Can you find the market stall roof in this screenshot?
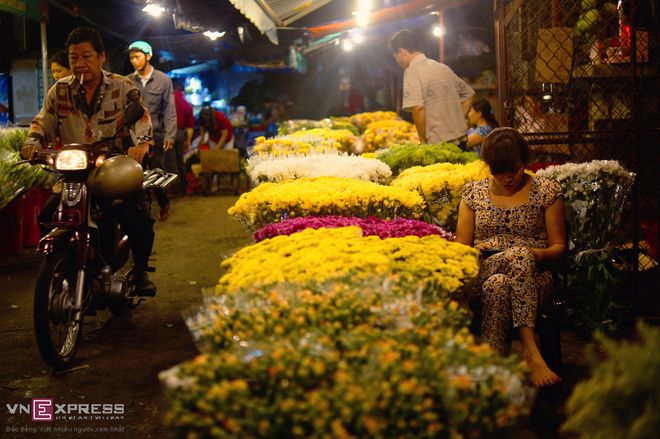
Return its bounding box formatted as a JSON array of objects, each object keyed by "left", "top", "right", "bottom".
[{"left": 227, "top": 0, "right": 332, "bottom": 44}]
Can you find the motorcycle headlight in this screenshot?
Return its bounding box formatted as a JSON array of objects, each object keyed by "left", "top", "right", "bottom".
[{"left": 55, "top": 150, "right": 88, "bottom": 170}]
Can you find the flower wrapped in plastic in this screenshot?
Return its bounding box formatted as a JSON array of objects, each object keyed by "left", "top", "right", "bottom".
[
  {"left": 251, "top": 136, "right": 330, "bottom": 157},
  {"left": 361, "top": 119, "right": 419, "bottom": 152},
  {"left": 351, "top": 111, "right": 399, "bottom": 132},
  {"left": 252, "top": 128, "right": 357, "bottom": 158},
  {"left": 536, "top": 160, "right": 634, "bottom": 254},
  {"left": 228, "top": 176, "right": 425, "bottom": 229},
  {"left": 286, "top": 128, "right": 357, "bottom": 153},
  {"left": 0, "top": 128, "right": 56, "bottom": 209},
  {"left": 164, "top": 318, "right": 531, "bottom": 438},
  {"left": 376, "top": 142, "right": 479, "bottom": 176},
  {"left": 253, "top": 215, "right": 454, "bottom": 242},
  {"left": 277, "top": 119, "right": 327, "bottom": 135},
  {"left": 246, "top": 151, "right": 391, "bottom": 185},
  {"left": 184, "top": 279, "right": 472, "bottom": 352},
  {"left": 217, "top": 227, "right": 479, "bottom": 295},
  {"left": 391, "top": 161, "right": 490, "bottom": 231}
]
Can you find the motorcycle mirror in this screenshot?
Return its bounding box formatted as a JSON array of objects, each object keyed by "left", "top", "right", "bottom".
[{"left": 123, "top": 102, "right": 144, "bottom": 127}]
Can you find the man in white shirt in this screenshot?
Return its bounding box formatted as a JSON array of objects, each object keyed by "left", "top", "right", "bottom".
[{"left": 391, "top": 29, "right": 474, "bottom": 147}]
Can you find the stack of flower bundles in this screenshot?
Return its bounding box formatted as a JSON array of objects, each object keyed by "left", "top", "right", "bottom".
[
  {"left": 246, "top": 152, "right": 392, "bottom": 185},
  {"left": 391, "top": 161, "right": 490, "bottom": 230},
  {"left": 163, "top": 229, "right": 532, "bottom": 438},
  {"left": 228, "top": 176, "right": 425, "bottom": 229}
]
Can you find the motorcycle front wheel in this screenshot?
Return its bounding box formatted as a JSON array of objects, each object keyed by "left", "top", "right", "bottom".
[{"left": 34, "top": 251, "right": 83, "bottom": 369}]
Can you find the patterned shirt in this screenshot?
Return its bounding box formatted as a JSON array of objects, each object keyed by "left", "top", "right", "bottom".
[
  {"left": 462, "top": 176, "right": 562, "bottom": 249},
  {"left": 26, "top": 70, "right": 153, "bottom": 150}
]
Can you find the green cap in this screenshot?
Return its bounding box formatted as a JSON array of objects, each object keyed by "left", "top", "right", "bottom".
[{"left": 128, "top": 40, "right": 152, "bottom": 56}]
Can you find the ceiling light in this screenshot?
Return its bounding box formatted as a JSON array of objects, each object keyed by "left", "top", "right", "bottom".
[
  {"left": 432, "top": 25, "right": 446, "bottom": 37},
  {"left": 342, "top": 39, "right": 354, "bottom": 52},
  {"left": 204, "top": 30, "right": 226, "bottom": 41},
  {"left": 357, "top": 0, "right": 372, "bottom": 11},
  {"left": 142, "top": 3, "right": 165, "bottom": 17},
  {"left": 354, "top": 11, "right": 369, "bottom": 27},
  {"left": 350, "top": 31, "right": 364, "bottom": 44}
]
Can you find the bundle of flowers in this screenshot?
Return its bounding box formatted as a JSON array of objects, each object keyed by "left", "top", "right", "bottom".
[
  {"left": 286, "top": 128, "right": 357, "bottom": 153},
  {"left": 247, "top": 152, "right": 391, "bottom": 185},
  {"left": 377, "top": 142, "right": 479, "bottom": 176},
  {"left": 362, "top": 119, "right": 419, "bottom": 152},
  {"left": 351, "top": 111, "right": 399, "bottom": 132},
  {"left": 217, "top": 227, "right": 479, "bottom": 295},
  {"left": 392, "top": 161, "right": 490, "bottom": 230},
  {"left": 328, "top": 117, "right": 360, "bottom": 135},
  {"left": 277, "top": 119, "right": 326, "bottom": 135},
  {"left": 278, "top": 118, "right": 360, "bottom": 136},
  {"left": 185, "top": 280, "right": 471, "bottom": 352},
  {"left": 0, "top": 128, "right": 55, "bottom": 209},
  {"left": 536, "top": 160, "right": 634, "bottom": 253},
  {"left": 164, "top": 317, "right": 531, "bottom": 438},
  {"left": 228, "top": 176, "right": 425, "bottom": 229},
  {"left": 251, "top": 136, "right": 331, "bottom": 157},
  {"left": 252, "top": 215, "right": 454, "bottom": 242}
]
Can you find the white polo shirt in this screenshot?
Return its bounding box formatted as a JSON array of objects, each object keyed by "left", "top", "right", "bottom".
[{"left": 402, "top": 53, "right": 474, "bottom": 143}]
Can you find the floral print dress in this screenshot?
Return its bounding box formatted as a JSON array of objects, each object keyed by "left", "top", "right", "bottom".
[{"left": 461, "top": 176, "right": 562, "bottom": 353}]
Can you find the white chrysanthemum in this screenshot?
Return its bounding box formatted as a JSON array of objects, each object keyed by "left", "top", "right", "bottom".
[{"left": 247, "top": 151, "right": 392, "bottom": 184}]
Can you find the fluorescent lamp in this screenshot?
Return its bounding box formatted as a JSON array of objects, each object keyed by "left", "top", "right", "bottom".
[{"left": 204, "top": 31, "right": 226, "bottom": 41}]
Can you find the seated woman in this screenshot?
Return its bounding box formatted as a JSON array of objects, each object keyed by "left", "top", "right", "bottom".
[
  {"left": 466, "top": 98, "right": 499, "bottom": 156},
  {"left": 455, "top": 127, "right": 565, "bottom": 387}
]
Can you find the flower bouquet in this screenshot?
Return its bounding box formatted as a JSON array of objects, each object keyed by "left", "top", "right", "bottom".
[
  {"left": 286, "top": 128, "right": 357, "bottom": 153},
  {"left": 536, "top": 160, "right": 634, "bottom": 254},
  {"left": 246, "top": 152, "right": 391, "bottom": 185},
  {"left": 252, "top": 215, "right": 454, "bottom": 242},
  {"left": 251, "top": 136, "right": 331, "bottom": 157},
  {"left": 185, "top": 279, "right": 472, "bottom": 352},
  {"left": 351, "top": 111, "right": 399, "bottom": 132},
  {"left": 377, "top": 142, "right": 479, "bottom": 176},
  {"left": 164, "top": 311, "right": 531, "bottom": 438},
  {"left": 361, "top": 119, "right": 419, "bottom": 153},
  {"left": 277, "top": 119, "right": 327, "bottom": 135},
  {"left": 217, "top": 226, "right": 479, "bottom": 295},
  {"left": 0, "top": 128, "right": 56, "bottom": 209},
  {"left": 391, "top": 161, "right": 490, "bottom": 230},
  {"left": 228, "top": 176, "right": 425, "bottom": 229}
]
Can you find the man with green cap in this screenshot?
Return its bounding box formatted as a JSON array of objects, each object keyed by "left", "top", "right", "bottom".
[{"left": 128, "top": 40, "right": 176, "bottom": 220}]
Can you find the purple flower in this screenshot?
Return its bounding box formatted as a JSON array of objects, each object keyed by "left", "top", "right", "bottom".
[{"left": 253, "top": 216, "right": 455, "bottom": 242}]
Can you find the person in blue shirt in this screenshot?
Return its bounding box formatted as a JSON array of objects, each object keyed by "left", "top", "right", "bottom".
[{"left": 466, "top": 98, "right": 499, "bottom": 155}]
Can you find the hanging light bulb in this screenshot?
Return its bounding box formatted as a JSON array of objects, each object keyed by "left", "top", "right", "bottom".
[
  {"left": 142, "top": 2, "right": 165, "bottom": 17},
  {"left": 432, "top": 25, "right": 446, "bottom": 37},
  {"left": 342, "top": 39, "right": 354, "bottom": 52}
]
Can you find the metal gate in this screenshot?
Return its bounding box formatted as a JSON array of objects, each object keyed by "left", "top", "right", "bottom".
[{"left": 495, "top": 0, "right": 659, "bottom": 298}]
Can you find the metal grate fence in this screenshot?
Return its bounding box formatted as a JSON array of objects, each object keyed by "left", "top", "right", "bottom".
[{"left": 495, "top": 0, "right": 659, "bottom": 296}]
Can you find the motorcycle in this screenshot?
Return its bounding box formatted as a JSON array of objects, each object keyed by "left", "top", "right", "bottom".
[{"left": 26, "top": 103, "right": 177, "bottom": 369}]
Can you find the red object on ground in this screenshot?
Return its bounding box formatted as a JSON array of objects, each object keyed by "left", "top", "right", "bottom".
[
  {"left": 22, "top": 189, "right": 43, "bottom": 247},
  {"left": 526, "top": 162, "right": 564, "bottom": 173},
  {"left": 0, "top": 198, "right": 24, "bottom": 256}
]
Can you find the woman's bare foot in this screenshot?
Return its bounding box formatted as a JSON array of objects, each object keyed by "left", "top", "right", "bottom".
[{"left": 524, "top": 353, "right": 561, "bottom": 387}]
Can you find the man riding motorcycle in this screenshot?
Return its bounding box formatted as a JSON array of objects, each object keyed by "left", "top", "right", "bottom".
[{"left": 22, "top": 27, "right": 158, "bottom": 296}]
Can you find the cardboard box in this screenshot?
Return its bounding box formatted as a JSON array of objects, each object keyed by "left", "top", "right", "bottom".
[{"left": 199, "top": 149, "right": 240, "bottom": 173}]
